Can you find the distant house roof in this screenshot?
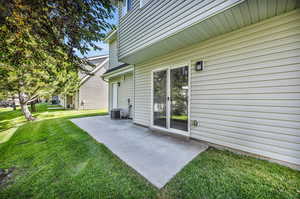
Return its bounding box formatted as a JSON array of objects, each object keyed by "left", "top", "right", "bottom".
[
  {"left": 80, "top": 55, "right": 109, "bottom": 85},
  {"left": 85, "top": 55, "right": 108, "bottom": 61}
]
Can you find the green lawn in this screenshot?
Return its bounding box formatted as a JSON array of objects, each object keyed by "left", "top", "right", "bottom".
[
  {"left": 171, "top": 115, "right": 188, "bottom": 121},
  {"left": 0, "top": 104, "right": 105, "bottom": 144},
  {"left": 0, "top": 104, "right": 299, "bottom": 199}
]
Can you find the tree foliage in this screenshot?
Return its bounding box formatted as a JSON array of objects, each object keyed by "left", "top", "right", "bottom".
[{"left": 0, "top": 0, "right": 114, "bottom": 120}]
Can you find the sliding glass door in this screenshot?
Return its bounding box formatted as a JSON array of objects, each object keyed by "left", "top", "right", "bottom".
[
  {"left": 170, "top": 66, "right": 189, "bottom": 131},
  {"left": 152, "top": 66, "right": 189, "bottom": 133},
  {"left": 153, "top": 70, "right": 167, "bottom": 128}
]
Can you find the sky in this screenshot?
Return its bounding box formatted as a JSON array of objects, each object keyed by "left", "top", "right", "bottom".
[{"left": 76, "top": 10, "right": 118, "bottom": 58}]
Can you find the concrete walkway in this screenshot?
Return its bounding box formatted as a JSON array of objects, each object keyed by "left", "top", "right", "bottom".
[
  {"left": 70, "top": 116, "right": 208, "bottom": 188},
  {"left": 47, "top": 107, "right": 65, "bottom": 110}
]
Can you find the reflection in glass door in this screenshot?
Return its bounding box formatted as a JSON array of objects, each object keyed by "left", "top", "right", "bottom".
[
  {"left": 153, "top": 70, "right": 167, "bottom": 128},
  {"left": 170, "top": 66, "right": 189, "bottom": 131}
]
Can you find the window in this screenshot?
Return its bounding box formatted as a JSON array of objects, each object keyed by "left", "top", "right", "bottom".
[
  {"left": 127, "top": 0, "right": 132, "bottom": 10},
  {"left": 122, "top": 0, "right": 132, "bottom": 17}
]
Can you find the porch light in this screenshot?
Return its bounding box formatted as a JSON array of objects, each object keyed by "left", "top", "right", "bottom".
[
  {"left": 195, "top": 61, "right": 203, "bottom": 71},
  {"left": 118, "top": 82, "right": 121, "bottom": 87}
]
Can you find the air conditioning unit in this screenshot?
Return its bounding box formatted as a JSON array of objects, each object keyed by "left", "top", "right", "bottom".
[
  {"left": 111, "top": 108, "right": 121, "bottom": 119},
  {"left": 111, "top": 108, "right": 130, "bottom": 119}
]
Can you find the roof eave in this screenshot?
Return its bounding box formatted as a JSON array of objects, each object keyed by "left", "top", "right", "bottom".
[{"left": 102, "top": 65, "right": 133, "bottom": 81}]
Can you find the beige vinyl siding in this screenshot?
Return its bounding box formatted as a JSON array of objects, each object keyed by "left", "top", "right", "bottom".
[
  {"left": 140, "top": 0, "right": 151, "bottom": 8},
  {"left": 118, "top": 0, "right": 240, "bottom": 58},
  {"left": 78, "top": 66, "right": 108, "bottom": 110},
  {"left": 108, "top": 73, "right": 134, "bottom": 116},
  {"left": 109, "top": 39, "right": 123, "bottom": 69},
  {"left": 118, "top": 0, "right": 298, "bottom": 60},
  {"left": 134, "top": 9, "right": 300, "bottom": 165}
]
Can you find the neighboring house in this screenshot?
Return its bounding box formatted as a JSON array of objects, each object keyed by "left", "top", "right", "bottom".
[
  {"left": 0, "top": 96, "right": 20, "bottom": 107},
  {"left": 106, "top": 0, "right": 300, "bottom": 166},
  {"left": 61, "top": 55, "right": 109, "bottom": 110}
]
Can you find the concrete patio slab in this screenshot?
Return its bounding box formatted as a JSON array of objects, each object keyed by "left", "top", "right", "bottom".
[{"left": 70, "top": 116, "right": 208, "bottom": 188}]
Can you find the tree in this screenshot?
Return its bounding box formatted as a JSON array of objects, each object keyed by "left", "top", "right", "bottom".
[{"left": 0, "top": 0, "right": 114, "bottom": 120}]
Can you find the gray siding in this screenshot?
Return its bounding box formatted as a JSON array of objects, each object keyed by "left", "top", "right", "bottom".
[
  {"left": 118, "top": 0, "right": 299, "bottom": 62},
  {"left": 134, "top": 10, "right": 300, "bottom": 165}
]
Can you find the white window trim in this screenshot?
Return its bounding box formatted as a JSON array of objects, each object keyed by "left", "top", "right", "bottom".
[
  {"left": 140, "top": 0, "right": 143, "bottom": 8},
  {"left": 121, "top": 0, "right": 127, "bottom": 17},
  {"left": 139, "top": 0, "right": 150, "bottom": 8},
  {"left": 122, "top": 0, "right": 132, "bottom": 17}
]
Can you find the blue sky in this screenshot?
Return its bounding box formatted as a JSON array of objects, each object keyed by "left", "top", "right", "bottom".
[{"left": 77, "top": 10, "right": 118, "bottom": 58}]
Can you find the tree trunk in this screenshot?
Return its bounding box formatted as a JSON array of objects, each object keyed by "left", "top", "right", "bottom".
[
  {"left": 12, "top": 102, "right": 16, "bottom": 110},
  {"left": 20, "top": 103, "right": 35, "bottom": 121},
  {"left": 12, "top": 96, "right": 16, "bottom": 110},
  {"left": 18, "top": 92, "right": 35, "bottom": 121},
  {"left": 30, "top": 102, "right": 36, "bottom": 112}
]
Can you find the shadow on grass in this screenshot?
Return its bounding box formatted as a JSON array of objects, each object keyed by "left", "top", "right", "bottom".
[
  {"left": 0, "top": 114, "right": 156, "bottom": 199},
  {"left": 0, "top": 104, "right": 64, "bottom": 131},
  {"left": 0, "top": 103, "right": 108, "bottom": 144}
]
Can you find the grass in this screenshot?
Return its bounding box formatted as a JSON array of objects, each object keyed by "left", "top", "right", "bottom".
[
  {"left": 171, "top": 115, "right": 188, "bottom": 121},
  {"left": 0, "top": 104, "right": 299, "bottom": 199},
  {"left": 0, "top": 104, "right": 104, "bottom": 143}
]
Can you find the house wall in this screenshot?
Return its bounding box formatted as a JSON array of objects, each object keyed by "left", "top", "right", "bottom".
[
  {"left": 108, "top": 72, "right": 134, "bottom": 117},
  {"left": 109, "top": 38, "right": 123, "bottom": 69},
  {"left": 140, "top": 0, "right": 151, "bottom": 8},
  {"left": 59, "top": 95, "right": 66, "bottom": 107},
  {"left": 118, "top": 0, "right": 298, "bottom": 61},
  {"left": 78, "top": 65, "right": 108, "bottom": 110},
  {"left": 60, "top": 94, "right": 75, "bottom": 109},
  {"left": 134, "top": 9, "right": 300, "bottom": 165},
  {"left": 118, "top": 0, "right": 240, "bottom": 59}
]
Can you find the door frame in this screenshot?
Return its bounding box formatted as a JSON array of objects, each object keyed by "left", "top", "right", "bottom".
[
  {"left": 112, "top": 82, "right": 118, "bottom": 109},
  {"left": 150, "top": 62, "right": 191, "bottom": 137}
]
